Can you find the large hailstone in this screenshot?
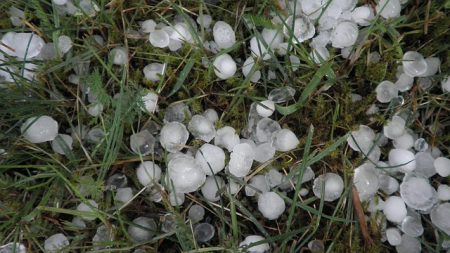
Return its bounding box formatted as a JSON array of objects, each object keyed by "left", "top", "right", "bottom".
[
  {"left": 51, "top": 134, "right": 73, "bottom": 155},
  {"left": 353, "top": 163, "right": 379, "bottom": 201},
  {"left": 128, "top": 217, "right": 157, "bottom": 242},
  {"left": 212, "top": 21, "right": 236, "bottom": 49},
  {"left": 0, "top": 32, "right": 45, "bottom": 59},
  {"left": 388, "top": 148, "right": 416, "bottom": 173},
  {"left": 136, "top": 161, "right": 162, "bottom": 187},
  {"left": 214, "top": 126, "right": 240, "bottom": 152},
  {"left": 383, "top": 196, "right": 407, "bottom": 223},
  {"left": 271, "top": 129, "right": 299, "bottom": 152},
  {"left": 168, "top": 155, "right": 206, "bottom": 193},
  {"left": 188, "top": 115, "right": 216, "bottom": 142},
  {"left": 376, "top": 0, "right": 401, "bottom": 19},
  {"left": 239, "top": 235, "right": 270, "bottom": 253},
  {"left": 228, "top": 143, "right": 255, "bottom": 177},
  {"left": 201, "top": 176, "right": 225, "bottom": 202},
  {"left": 213, "top": 53, "right": 237, "bottom": 79},
  {"left": 312, "top": 173, "right": 344, "bottom": 202},
  {"left": 195, "top": 143, "right": 226, "bottom": 175},
  {"left": 257, "top": 192, "right": 286, "bottom": 220},
  {"left": 283, "top": 15, "right": 315, "bottom": 43},
  {"left": 430, "top": 203, "right": 450, "bottom": 235},
  {"left": 331, "top": 21, "right": 359, "bottom": 48},
  {"left": 375, "top": 81, "right": 398, "bottom": 103},
  {"left": 400, "top": 176, "right": 437, "bottom": 211},
  {"left": 21, "top": 116, "right": 59, "bottom": 143},
  {"left": 347, "top": 125, "right": 376, "bottom": 153},
  {"left": 44, "top": 233, "right": 69, "bottom": 252},
  {"left": 159, "top": 122, "right": 189, "bottom": 153}
]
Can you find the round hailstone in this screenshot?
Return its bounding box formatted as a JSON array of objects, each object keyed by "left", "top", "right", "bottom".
[
  {"left": 383, "top": 196, "right": 407, "bottom": 223},
  {"left": 353, "top": 163, "right": 379, "bottom": 201},
  {"left": 44, "top": 233, "right": 69, "bottom": 252},
  {"left": 256, "top": 100, "right": 275, "bottom": 118},
  {"left": 265, "top": 169, "right": 283, "bottom": 188},
  {"left": 242, "top": 56, "right": 261, "bottom": 83},
  {"left": 52, "top": 0, "right": 68, "bottom": 5},
  {"left": 197, "top": 14, "right": 213, "bottom": 28},
  {"left": 250, "top": 36, "right": 271, "bottom": 60},
  {"left": 57, "top": 35, "right": 73, "bottom": 54},
  {"left": 414, "top": 152, "right": 436, "bottom": 178},
  {"left": 195, "top": 144, "right": 226, "bottom": 175},
  {"left": 401, "top": 216, "right": 423, "bottom": 237},
  {"left": 149, "top": 30, "right": 170, "bottom": 48},
  {"left": 347, "top": 125, "right": 376, "bottom": 153},
  {"left": 136, "top": 161, "right": 161, "bottom": 187},
  {"left": 143, "top": 63, "right": 165, "bottom": 82},
  {"left": 214, "top": 126, "right": 240, "bottom": 152},
  {"left": 159, "top": 122, "right": 189, "bottom": 153},
  {"left": 72, "top": 216, "right": 86, "bottom": 228},
  {"left": 128, "top": 217, "right": 157, "bottom": 242},
  {"left": 245, "top": 175, "right": 270, "bottom": 197},
  {"left": 255, "top": 118, "right": 281, "bottom": 143},
  {"left": 430, "top": 203, "right": 450, "bottom": 235},
  {"left": 386, "top": 227, "right": 402, "bottom": 246},
  {"left": 271, "top": 129, "right": 299, "bottom": 152},
  {"left": 257, "top": 192, "right": 285, "bottom": 220},
  {"left": 393, "top": 132, "right": 414, "bottom": 150},
  {"left": 141, "top": 19, "right": 156, "bottom": 33},
  {"left": 202, "top": 109, "right": 219, "bottom": 123},
  {"left": 331, "top": 21, "right": 358, "bottom": 48},
  {"left": 388, "top": 149, "right": 416, "bottom": 173},
  {"left": 239, "top": 235, "right": 270, "bottom": 253},
  {"left": 76, "top": 200, "right": 98, "bottom": 221},
  {"left": 129, "top": 129, "right": 155, "bottom": 155},
  {"left": 351, "top": 5, "right": 375, "bottom": 26},
  {"left": 414, "top": 138, "right": 428, "bottom": 152},
  {"left": 201, "top": 176, "right": 225, "bottom": 202},
  {"left": 383, "top": 115, "right": 406, "bottom": 139},
  {"left": 434, "top": 157, "right": 450, "bottom": 177},
  {"left": 395, "top": 234, "right": 421, "bottom": 253},
  {"left": 170, "top": 22, "right": 193, "bottom": 43},
  {"left": 164, "top": 102, "right": 191, "bottom": 123},
  {"left": 51, "top": 134, "right": 73, "bottom": 155},
  {"left": 310, "top": 46, "right": 330, "bottom": 64},
  {"left": 402, "top": 51, "right": 428, "bottom": 77},
  {"left": 228, "top": 143, "right": 255, "bottom": 177},
  {"left": 254, "top": 142, "right": 276, "bottom": 163},
  {"left": 194, "top": 223, "right": 215, "bottom": 243},
  {"left": 376, "top": 0, "right": 401, "bottom": 19},
  {"left": 379, "top": 174, "right": 399, "bottom": 195},
  {"left": 268, "top": 86, "right": 296, "bottom": 103},
  {"left": 441, "top": 76, "right": 450, "bottom": 93},
  {"left": 375, "top": 81, "right": 398, "bottom": 103},
  {"left": 213, "top": 54, "right": 237, "bottom": 79},
  {"left": 188, "top": 204, "right": 205, "bottom": 223},
  {"left": 109, "top": 47, "right": 128, "bottom": 65},
  {"left": 188, "top": 115, "right": 216, "bottom": 142},
  {"left": 395, "top": 73, "right": 414, "bottom": 92},
  {"left": 418, "top": 57, "right": 440, "bottom": 77},
  {"left": 168, "top": 156, "right": 206, "bottom": 193},
  {"left": 400, "top": 176, "right": 437, "bottom": 211},
  {"left": 21, "top": 116, "right": 58, "bottom": 143},
  {"left": 283, "top": 15, "right": 315, "bottom": 43},
  {"left": 438, "top": 185, "right": 450, "bottom": 201},
  {"left": 169, "top": 191, "right": 185, "bottom": 206},
  {"left": 308, "top": 239, "right": 325, "bottom": 253},
  {"left": 140, "top": 91, "right": 158, "bottom": 113},
  {"left": 213, "top": 21, "right": 236, "bottom": 49},
  {"left": 116, "top": 187, "right": 133, "bottom": 203},
  {"left": 1, "top": 32, "right": 45, "bottom": 59},
  {"left": 87, "top": 103, "right": 103, "bottom": 117},
  {"left": 312, "top": 173, "right": 344, "bottom": 202},
  {"left": 261, "top": 28, "right": 283, "bottom": 49}
]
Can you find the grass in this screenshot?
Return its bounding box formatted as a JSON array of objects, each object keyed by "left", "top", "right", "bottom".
[{"left": 0, "top": 0, "right": 449, "bottom": 252}]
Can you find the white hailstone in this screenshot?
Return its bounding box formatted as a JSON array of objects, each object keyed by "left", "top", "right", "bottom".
[
  {"left": 57, "top": 35, "right": 73, "bottom": 55},
  {"left": 159, "top": 122, "right": 189, "bottom": 153},
  {"left": 128, "top": 217, "right": 157, "bottom": 242},
  {"left": 197, "top": 14, "right": 213, "bottom": 28},
  {"left": 109, "top": 47, "right": 128, "bottom": 65},
  {"left": 301, "top": 0, "right": 323, "bottom": 19},
  {"left": 149, "top": 30, "right": 170, "bottom": 48},
  {"left": 379, "top": 174, "right": 399, "bottom": 195},
  {"left": 169, "top": 191, "right": 185, "bottom": 206},
  {"left": 188, "top": 115, "right": 216, "bottom": 142},
  {"left": 21, "top": 116, "right": 58, "bottom": 143},
  {"left": 400, "top": 176, "right": 437, "bottom": 211},
  {"left": 213, "top": 21, "right": 236, "bottom": 49},
  {"left": 401, "top": 215, "right": 424, "bottom": 237},
  {"left": 414, "top": 138, "right": 428, "bottom": 152},
  {"left": 353, "top": 163, "right": 379, "bottom": 201},
  {"left": 214, "top": 126, "right": 240, "bottom": 152},
  {"left": 268, "top": 86, "right": 296, "bottom": 103},
  {"left": 283, "top": 15, "right": 316, "bottom": 43},
  {"left": 242, "top": 56, "right": 261, "bottom": 83},
  {"left": 340, "top": 47, "right": 352, "bottom": 59},
  {"left": 116, "top": 187, "right": 133, "bottom": 203},
  {"left": 70, "top": 124, "right": 88, "bottom": 141},
  {"left": 76, "top": 200, "right": 98, "bottom": 221},
  {"left": 351, "top": 93, "right": 363, "bottom": 102},
  {"left": 195, "top": 144, "right": 226, "bottom": 175},
  {"left": 386, "top": 228, "right": 402, "bottom": 246},
  {"left": 388, "top": 149, "right": 416, "bottom": 173},
  {"left": 395, "top": 234, "right": 421, "bottom": 253},
  {"left": 0, "top": 32, "right": 45, "bottom": 59},
  {"left": 255, "top": 118, "right": 281, "bottom": 143},
  {"left": 351, "top": 5, "right": 375, "bottom": 26},
  {"left": 51, "top": 134, "right": 73, "bottom": 155},
  {"left": 434, "top": 157, "right": 450, "bottom": 177},
  {"left": 330, "top": 21, "right": 358, "bottom": 49},
  {"left": 299, "top": 188, "right": 309, "bottom": 196},
  {"left": 376, "top": 0, "right": 401, "bottom": 19},
  {"left": 261, "top": 28, "right": 283, "bottom": 49},
  {"left": 52, "top": 0, "right": 68, "bottom": 5},
  {"left": 228, "top": 143, "right": 255, "bottom": 177},
  {"left": 194, "top": 223, "right": 215, "bottom": 243},
  {"left": 383, "top": 196, "right": 407, "bottom": 223},
  {"left": 395, "top": 73, "right": 414, "bottom": 92},
  {"left": 254, "top": 142, "right": 276, "bottom": 163},
  {"left": 72, "top": 216, "right": 86, "bottom": 228},
  {"left": 310, "top": 46, "right": 330, "bottom": 64},
  {"left": 442, "top": 76, "right": 450, "bottom": 92},
  {"left": 168, "top": 39, "right": 183, "bottom": 51},
  {"left": 312, "top": 173, "right": 344, "bottom": 202},
  {"left": 136, "top": 161, "right": 161, "bottom": 187},
  {"left": 289, "top": 55, "right": 301, "bottom": 71},
  {"left": 213, "top": 54, "right": 237, "bottom": 79},
  {"left": 140, "top": 91, "right": 158, "bottom": 113},
  {"left": 168, "top": 156, "right": 206, "bottom": 193},
  {"left": 141, "top": 19, "right": 156, "bottom": 33},
  {"left": 366, "top": 104, "right": 379, "bottom": 115},
  {"left": 347, "top": 125, "right": 375, "bottom": 153},
  {"left": 375, "top": 81, "right": 399, "bottom": 103},
  {"left": 170, "top": 23, "right": 193, "bottom": 43},
  {"left": 257, "top": 192, "right": 285, "bottom": 220},
  {"left": 430, "top": 203, "right": 450, "bottom": 235},
  {"left": 256, "top": 100, "right": 275, "bottom": 118},
  {"left": 271, "top": 129, "right": 299, "bottom": 152},
  {"left": 250, "top": 36, "right": 271, "bottom": 60},
  {"left": 429, "top": 146, "right": 442, "bottom": 159},
  {"left": 245, "top": 175, "right": 270, "bottom": 197},
  {"left": 414, "top": 152, "right": 436, "bottom": 178},
  {"left": 202, "top": 109, "right": 219, "bottom": 123},
  {"left": 418, "top": 57, "right": 440, "bottom": 77},
  {"left": 143, "top": 63, "right": 165, "bottom": 82},
  {"left": 188, "top": 204, "right": 205, "bottom": 223},
  {"left": 265, "top": 169, "right": 283, "bottom": 188},
  {"left": 402, "top": 51, "right": 428, "bottom": 77},
  {"left": 44, "top": 233, "right": 69, "bottom": 252},
  {"left": 417, "top": 77, "right": 432, "bottom": 90},
  {"left": 383, "top": 115, "right": 406, "bottom": 139},
  {"left": 87, "top": 102, "right": 103, "bottom": 117},
  {"left": 239, "top": 235, "right": 270, "bottom": 253},
  {"left": 201, "top": 176, "right": 225, "bottom": 202},
  {"left": 129, "top": 129, "right": 155, "bottom": 155}
]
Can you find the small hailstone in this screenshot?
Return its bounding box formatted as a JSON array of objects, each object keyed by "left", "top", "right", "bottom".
[
  {"left": 401, "top": 216, "right": 423, "bottom": 237},
  {"left": 213, "top": 54, "right": 237, "bottom": 79},
  {"left": 141, "top": 19, "right": 156, "bottom": 33},
  {"left": 413, "top": 138, "right": 428, "bottom": 152},
  {"left": 386, "top": 227, "right": 402, "bottom": 246},
  {"left": 242, "top": 56, "right": 261, "bottom": 83},
  {"left": 254, "top": 142, "right": 275, "bottom": 163},
  {"left": 353, "top": 163, "right": 379, "bottom": 201},
  {"left": 310, "top": 46, "right": 330, "bottom": 64},
  {"left": 169, "top": 191, "right": 185, "bottom": 206},
  {"left": 308, "top": 240, "right": 325, "bottom": 253},
  {"left": 194, "top": 223, "right": 215, "bottom": 243},
  {"left": 87, "top": 127, "right": 105, "bottom": 144},
  {"left": 299, "top": 188, "right": 309, "bottom": 196},
  {"left": 170, "top": 23, "right": 193, "bottom": 43},
  {"left": 418, "top": 57, "right": 440, "bottom": 77},
  {"left": 106, "top": 173, "right": 128, "bottom": 190},
  {"left": 197, "top": 14, "right": 213, "bottom": 28},
  {"left": 136, "top": 161, "right": 161, "bottom": 187},
  {"left": 400, "top": 176, "right": 437, "bottom": 211},
  {"left": 395, "top": 234, "right": 421, "bottom": 253},
  {"left": 130, "top": 129, "right": 155, "bottom": 155},
  {"left": 245, "top": 175, "right": 270, "bottom": 197},
  {"left": 70, "top": 124, "right": 88, "bottom": 141},
  {"left": 76, "top": 199, "right": 98, "bottom": 221},
  {"left": 227, "top": 178, "right": 241, "bottom": 195},
  {"left": 383, "top": 196, "right": 407, "bottom": 223},
  {"left": 256, "top": 100, "right": 275, "bottom": 118},
  {"left": 255, "top": 118, "right": 281, "bottom": 143},
  {"left": 201, "top": 176, "right": 225, "bottom": 202},
  {"left": 402, "top": 51, "right": 428, "bottom": 77},
  {"left": 438, "top": 185, "right": 450, "bottom": 201},
  {"left": 128, "top": 217, "right": 157, "bottom": 242},
  {"left": 268, "top": 87, "right": 296, "bottom": 103},
  {"left": 312, "top": 173, "right": 344, "bottom": 202},
  {"left": 195, "top": 144, "right": 226, "bottom": 175},
  {"left": 214, "top": 126, "right": 240, "bottom": 152},
  {"left": 418, "top": 77, "right": 432, "bottom": 90},
  {"left": 21, "top": 116, "right": 59, "bottom": 143},
  {"left": 383, "top": 115, "right": 406, "bottom": 139},
  {"left": 351, "top": 5, "right": 375, "bottom": 26},
  {"left": 433, "top": 157, "right": 450, "bottom": 177},
  {"left": 87, "top": 102, "right": 104, "bottom": 117},
  {"left": 72, "top": 216, "right": 86, "bottom": 228},
  {"left": 202, "top": 109, "right": 219, "bottom": 123},
  {"left": 379, "top": 174, "right": 399, "bottom": 195},
  {"left": 265, "top": 169, "right": 283, "bottom": 188},
  {"left": 51, "top": 134, "right": 73, "bottom": 155},
  {"left": 431, "top": 203, "right": 450, "bottom": 235},
  {"left": 228, "top": 143, "right": 255, "bottom": 177},
  {"left": 164, "top": 103, "right": 191, "bottom": 123},
  {"left": 283, "top": 15, "right": 316, "bottom": 43},
  {"left": 239, "top": 235, "right": 270, "bottom": 253},
  {"left": 395, "top": 73, "right": 414, "bottom": 92},
  {"left": 289, "top": 55, "right": 301, "bottom": 71},
  {"left": 140, "top": 91, "right": 158, "bottom": 113},
  {"left": 250, "top": 36, "right": 271, "bottom": 60},
  {"left": 109, "top": 47, "right": 128, "bottom": 65},
  {"left": 331, "top": 21, "right": 359, "bottom": 48},
  {"left": 143, "top": 63, "right": 165, "bottom": 82},
  {"left": 149, "top": 30, "right": 170, "bottom": 48},
  {"left": 159, "top": 122, "right": 189, "bottom": 153},
  {"left": 388, "top": 149, "right": 416, "bottom": 173},
  {"left": 351, "top": 93, "right": 363, "bottom": 102},
  {"left": 168, "top": 156, "right": 206, "bottom": 193},
  {"left": 442, "top": 76, "right": 450, "bottom": 92},
  {"left": 414, "top": 152, "right": 435, "bottom": 178},
  {"left": 257, "top": 192, "right": 285, "bottom": 220},
  {"left": 261, "top": 28, "right": 283, "bottom": 49},
  {"left": 44, "top": 233, "right": 69, "bottom": 252},
  {"left": 188, "top": 204, "right": 205, "bottom": 223},
  {"left": 92, "top": 225, "right": 114, "bottom": 249},
  {"left": 213, "top": 21, "right": 236, "bottom": 49},
  {"left": 116, "top": 187, "right": 133, "bottom": 203},
  {"left": 376, "top": 0, "right": 401, "bottom": 19},
  {"left": 375, "top": 81, "right": 398, "bottom": 103},
  {"left": 188, "top": 115, "right": 216, "bottom": 142},
  {"left": 271, "top": 129, "right": 299, "bottom": 152},
  {"left": 57, "top": 35, "right": 73, "bottom": 54},
  {"left": 52, "top": 0, "right": 68, "bottom": 5}
]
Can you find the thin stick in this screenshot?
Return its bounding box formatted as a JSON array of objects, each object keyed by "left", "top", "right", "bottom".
[{"left": 352, "top": 186, "right": 374, "bottom": 247}]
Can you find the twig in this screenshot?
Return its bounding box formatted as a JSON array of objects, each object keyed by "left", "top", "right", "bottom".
[{"left": 352, "top": 186, "right": 374, "bottom": 247}]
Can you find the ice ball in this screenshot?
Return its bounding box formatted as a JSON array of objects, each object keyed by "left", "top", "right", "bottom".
[
  {"left": 383, "top": 196, "right": 407, "bottom": 223},
  {"left": 213, "top": 53, "right": 237, "bottom": 79},
  {"left": 136, "top": 161, "right": 162, "bottom": 187},
  {"left": 160, "top": 122, "right": 189, "bottom": 153},
  {"left": 228, "top": 143, "right": 255, "bottom": 177},
  {"left": 195, "top": 143, "right": 226, "bottom": 175},
  {"left": 257, "top": 191, "right": 286, "bottom": 220},
  {"left": 312, "top": 173, "right": 344, "bottom": 202},
  {"left": 21, "top": 116, "right": 58, "bottom": 143},
  {"left": 168, "top": 155, "right": 206, "bottom": 193}
]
